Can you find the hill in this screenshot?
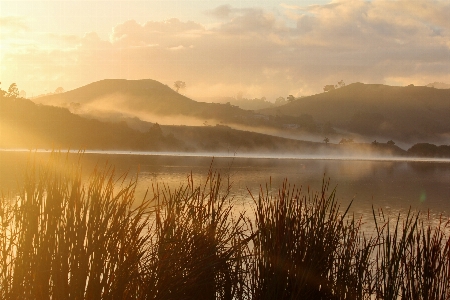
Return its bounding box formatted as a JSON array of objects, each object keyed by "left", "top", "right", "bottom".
[
  {"left": 0, "top": 93, "right": 411, "bottom": 157},
  {"left": 259, "top": 83, "right": 450, "bottom": 144},
  {"left": 0, "top": 95, "right": 182, "bottom": 150},
  {"left": 33, "top": 79, "right": 450, "bottom": 146},
  {"left": 426, "top": 82, "right": 450, "bottom": 89},
  {"left": 35, "top": 79, "right": 254, "bottom": 125},
  {"left": 35, "top": 79, "right": 327, "bottom": 138},
  {"left": 201, "top": 96, "right": 277, "bottom": 110},
  {"left": 161, "top": 124, "right": 407, "bottom": 157}
]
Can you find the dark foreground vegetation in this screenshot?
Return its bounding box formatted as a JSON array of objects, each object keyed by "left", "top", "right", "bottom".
[{"left": 1, "top": 153, "right": 449, "bottom": 299}]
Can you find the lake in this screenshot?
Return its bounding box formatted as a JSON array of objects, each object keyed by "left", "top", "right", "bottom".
[{"left": 1, "top": 150, "right": 450, "bottom": 229}]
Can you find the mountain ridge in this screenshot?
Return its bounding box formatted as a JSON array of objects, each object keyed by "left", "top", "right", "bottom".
[
  {"left": 35, "top": 79, "right": 450, "bottom": 145},
  {"left": 35, "top": 79, "right": 251, "bottom": 123},
  {"left": 259, "top": 82, "right": 450, "bottom": 143},
  {"left": 426, "top": 82, "right": 450, "bottom": 89}
]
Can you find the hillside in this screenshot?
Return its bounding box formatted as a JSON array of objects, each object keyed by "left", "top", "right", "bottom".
[
  {"left": 201, "top": 96, "right": 277, "bottom": 110},
  {"left": 33, "top": 80, "right": 450, "bottom": 146},
  {"left": 259, "top": 83, "right": 450, "bottom": 144},
  {"left": 161, "top": 124, "right": 407, "bottom": 157},
  {"left": 35, "top": 79, "right": 254, "bottom": 125},
  {"left": 35, "top": 79, "right": 327, "bottom": 137},
  {"left": 426, "top": 82, "right": 450, "bottom": 89},
  {"left": 0, "top": 96, "right": 182, "bottom": 150},
  {"left": 0, "top": 94, "right": 412, "bottom": 157}
]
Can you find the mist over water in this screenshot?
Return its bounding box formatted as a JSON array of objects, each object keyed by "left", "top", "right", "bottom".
[{"left": 2, "top": 150, "right": 449, "bottom": 227}]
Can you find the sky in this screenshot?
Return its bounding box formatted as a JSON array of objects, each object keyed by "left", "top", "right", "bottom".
[{"left": 1, "top": 0, "right": 449, "bottom": 100}]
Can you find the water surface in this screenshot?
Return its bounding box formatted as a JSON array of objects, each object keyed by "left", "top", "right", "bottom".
[{"left": 1, "top": 150, "right": 449, "bottom": 227}]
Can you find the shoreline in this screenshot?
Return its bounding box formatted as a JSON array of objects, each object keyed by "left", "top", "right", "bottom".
[{"left": 2, "top": 148, "right": 450, "bottom": 163}]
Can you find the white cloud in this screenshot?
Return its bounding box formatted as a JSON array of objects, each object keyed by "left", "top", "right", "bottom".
[
  {"left": 205, "top": 4, "right": 234, "bottom": 19},
  {"left": 0, "top": 16, "right": 29, "bottom": 34},
  {"left": 2, "top": 0, "right": 450, "bottom": 99}
]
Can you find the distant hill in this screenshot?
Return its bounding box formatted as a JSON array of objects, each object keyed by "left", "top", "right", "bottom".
[
  {"left": 0, "top": 96, "right": 182, "bottom": 150},
  {"left": 35, "top": 79, "right": 326, "bottom": 136},
  {"left": 161, "top": 124, "right": 407, "bottom": 156},
  {"left": 259, "top": 83, "right": 450, "bottom": 144},
  {"left": 35, "top": 79, "right": 450, "bottom": 145},
  {"left": 1, "top": 93, "right": 414, "bottom": 157},
  {"left": 203, "top": 96, "right": 277, "bottom": 110},
  {"left": 35, "top": 79, "right": 254, "bottom": 125},
  {"left": 426, "top": 82, "right": 450, "bottom": 89}
]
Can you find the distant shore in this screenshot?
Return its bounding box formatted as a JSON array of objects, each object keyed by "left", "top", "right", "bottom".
[{"left": 2, "top": 148, "right": 450, "bottom": 163}]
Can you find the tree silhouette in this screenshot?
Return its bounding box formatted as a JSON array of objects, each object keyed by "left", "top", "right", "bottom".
[
  {"left": 6, "top": 83, "right": 19, "bottom": 98},
  {"left": 55, "top": 87, "right": 65, "bottom": 94},
  {"left": 287, "top": 95, "right": 295, "bottom": 102},
  {"left": 0, "top": 83, "right": 6, "bottom": 98},
  {"left": 323, "top": 85, "right": 335, "bottom": 92},
  {"left": 337, "top": 80, "right": 346, "bottom": 88},
  {"left": 275, "top": 97, "right": 286, "bottom": 105},
  {"left": 173, "top": 81, "right": 186, "bottom": 93},
  {"left": 323, "top": 137, "right": 330, "bottom": 144},
  {"left": 387, "top": 140, "right": 395, "bottom": 145}
]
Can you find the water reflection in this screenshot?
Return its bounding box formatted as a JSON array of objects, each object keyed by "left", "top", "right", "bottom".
[{"left": 1, "top": 151, "right": 449, "bottom": 225}]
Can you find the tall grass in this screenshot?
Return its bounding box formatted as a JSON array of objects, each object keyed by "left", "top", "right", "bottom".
[
  {"left": 371, "top": 209, "right": 450, "bottom": 299},
  {"left": 0, "top": 152, "right": 449, "bottom": 299},
  {"left": 0, "top": 153, "right": 152, "bottom": 299},
  {"left": 249, "top": 181, "right": 450, "bottom": 300},
  {"left": 249, "top": 178, "right": 374, "bottom": 299},
  {"left": 142, "top": 168, "right": 252, "bottom": 299}
]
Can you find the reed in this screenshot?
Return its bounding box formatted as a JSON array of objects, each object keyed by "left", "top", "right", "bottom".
[
  {"left": 0, "top": 152, "right": 152, "bottom": 299},
  {"left": 1, "top": 153, "right": 449, "bottom": 299},
  {"left": 248, "top": 177, "right": 375, "bottom": 300},
  {"left": 401, "top": 215, "right": 450, "bottom": 299},
  {"left": 371, "top": 209, "right": 450, "bottom": 300},
  {"left": 142, "top": 167, "right": 252, "bottom": 299}
]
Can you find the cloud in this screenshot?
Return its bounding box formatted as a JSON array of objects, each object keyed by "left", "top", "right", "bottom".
[
  {"left": 205, "top": 4, "right": 234, "bottom": 19},
  {"left": 0, "top": 16, "right": 30, "bottom": 52},
  {"left": 0, "top": 16, "right": 29, "bottom": 34},
  {"left": 2, "top": 0, "right": 450, "bottom": 99},
  {"left": 110, "top": 19, "right": 204, "bottom": 46},
  {"left": 217, "top": 8, "right": 281, "bottom": 35}
]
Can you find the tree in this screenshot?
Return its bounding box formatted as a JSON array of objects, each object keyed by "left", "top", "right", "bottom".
[
  {"left": 0, "top": 82, "right": 6, "bottom": 98},
  {"left": 408, "top": 143, "right": 438, "bottom": 157},
  {"left": 147, "top": 123, "right": 163, "bottom": 137},
  {"left": 337, "top": 80, "right": 345, "bottom": 88},
  {"left": 6, "top": 83, "right": 19, "bottom": 98},
  {"left": 287, "top": 95, "right": 296, "bottom": 102},
  {"left": 275, "top": 97, "right": 286, "bottom": 105},
  {"left": 55, "top": 87, "right": 65, "bottom": 94},
  {"left": 323, "top": 85, "right": 335, "bottom": 92},
  {"left": 173, "top": 81, "right": 186, "bottom": 93},
  {"left": 323, "top": 137, "right": 330, "bottom": 144},
  {"left": 387, "top": 140, "right": 395, "bottom": 145}
]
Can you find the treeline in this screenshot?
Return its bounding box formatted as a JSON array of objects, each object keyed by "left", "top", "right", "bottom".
[{"left": 408, "top": 143, "right": 450, "bottom": 158}]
